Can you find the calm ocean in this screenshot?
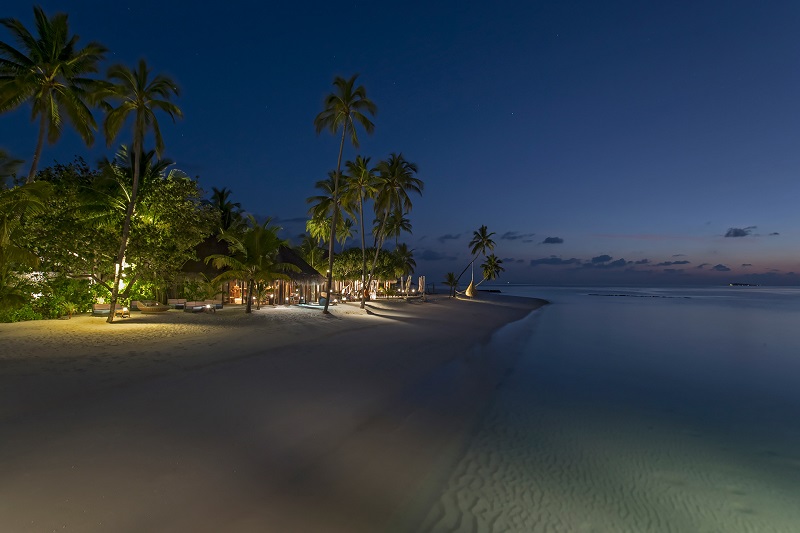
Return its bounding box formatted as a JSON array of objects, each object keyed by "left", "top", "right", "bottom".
[{"left": 422, "top": 285, "right": 800, "bottom": 532}]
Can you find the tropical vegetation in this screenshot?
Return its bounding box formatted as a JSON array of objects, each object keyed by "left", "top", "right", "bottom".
[{"left": 0, "top": 7, "right": 431, "bottom": 323}]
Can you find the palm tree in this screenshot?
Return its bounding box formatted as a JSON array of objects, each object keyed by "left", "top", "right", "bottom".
[
  {"left": 97, "top": 59, "right": 181, "bottom": 322},
  {"left": 314, "top": 74, "right": 376, "bottom": 313},
  {"left": 306, "top": 171, "right": 338, "bottom": 220},
  {"left": 477, "top": 254, "right": 504, "bottom": 287},
  {"left": 443, "top": 272, "right": 458, "bottom": 298},
  {"left": 342, "top": 155, "right": 377, "bottom": 296},
  {"left": 0, "top": 6, "right": 107, "bottom": 183},
  {"left": 363, "top": 153, "right": 423, "bottom": 308},
  {"left": 381, "top": 211, "right": 412, "bottom": 248},
  {"left": 210, "top": 186, "right": 242, "bottom": 231},
  {"left": 337, "top": 217, "right": 354, "bottom": 251},
  {"left": 393, "top": 243, "right": 415, "bottom": 295},
  {"left": 305, "top": 213, "right": 331, "bottom": 246},
  {"left": 456, "top": 225, "right": 496, "bottom": 290},
  {"left": 206, "top": 216, "right": 297, "bottom": 314},
  {"left": 297, "top": 233, "right": 327, "bottom": 273}
]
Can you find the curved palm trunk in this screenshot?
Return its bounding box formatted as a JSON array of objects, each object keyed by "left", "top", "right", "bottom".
[
  {"left": 358, "top": 193, "right": 367, "bottom": 302},
  {"left": 361, "top": 208, "right": 390, "bottom": 309},
  {"left": 455, "top": 256, "right": 477, "bottom": 286},
  {"left": 108, "top": 121, "right": 143, "bottom": 323},
  {"left": 26, "top": 113, "right": 47, "bottom": 184},
  {"left": 323, "top": 126, "right": 347, "bottom": 314}
]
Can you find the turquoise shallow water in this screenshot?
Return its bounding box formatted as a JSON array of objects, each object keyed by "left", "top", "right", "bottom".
[{"left": 422, "top": 286, "right": 800, "bottom": 532}]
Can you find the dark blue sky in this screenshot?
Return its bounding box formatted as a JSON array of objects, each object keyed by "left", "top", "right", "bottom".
[{"left": 4, "top": 1, "right": 800, "bottom": 285}]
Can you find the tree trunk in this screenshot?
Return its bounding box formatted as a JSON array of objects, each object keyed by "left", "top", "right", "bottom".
[
  {"left": 358, "top": 193, "right": 367, "bottom": 303},
  {"left": 26, "top": 113, "right": 47, "bottom": 184},
  {"left": 361, "top": 209, "right": 390, "bottom": 309},
  {"left": 108, "top": 130, "right": 143, "bottom": 323},
  {"left": 455, "top": 256, "right": 477, "bottom": 286},
  {"left": 246, "top": 278, "right": 253, "bottom": 313},
  {"left": 323, "top": 125, "right": 347, "bottom": 314}
]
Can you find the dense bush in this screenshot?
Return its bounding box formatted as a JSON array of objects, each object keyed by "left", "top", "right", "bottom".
[{"left": 0, "top": 304, "right": 43, "bottom": 323}]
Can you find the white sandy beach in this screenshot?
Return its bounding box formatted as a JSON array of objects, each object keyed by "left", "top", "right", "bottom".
[{"left": 0, "top": 294, "right": 545, "bottom": 532}]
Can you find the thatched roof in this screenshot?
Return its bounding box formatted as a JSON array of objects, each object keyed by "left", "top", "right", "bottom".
[
  {"left": 277, "top": 245, "right": 325, "bottom": 283},
  {"left": 182, "top": 237, "right": 324, "bottom": 284},
  {"left": 181, "top": 235, "right": 229, "bottom": 278}
]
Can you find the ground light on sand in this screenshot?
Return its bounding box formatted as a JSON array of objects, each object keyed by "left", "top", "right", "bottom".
[{"left": 0, "top": 295, "right": 545, "bottom": 532}]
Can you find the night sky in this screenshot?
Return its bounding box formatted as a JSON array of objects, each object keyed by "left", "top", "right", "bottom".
[{"left": 3, "top": 1, "right": 800, "bottom": 285}]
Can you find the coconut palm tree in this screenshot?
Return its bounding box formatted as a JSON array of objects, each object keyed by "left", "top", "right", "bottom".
[
  {"left": 0, "top": 6, "right": 107, "bottom": 183},
  {"left": 443, "top": 272, "right": 458, "bottom": 298},
  {"left": 305, "top": 213, "right": 331, "bottom": 246},
  {"left": 306, "top": 171, "right": 338, "bottom": 221},
  {"left": 206, "top": 216, "right": 298, "bottom": 314},
  {"left": 297, "top": 233, "right": 327, "bottom": 273},
  {"left": 341, "top": 155, "right": 377, "bottom": 295},
  {"left": 476, "top": 254, "right": 504, "bottom": 286},
  {"left": 210, "top": 186, "right": 242, "bottom": 231},
  {"left": 381, "top": 211, "right": 412, "bottom": 248},
  {"left": 337, "top": 217, "right": 354, "bottom": 251},
  {"left": 97, "top": 59, "right": 181, "bottom": 322},
  {"left": 363, "top": 153, "right": 423, "bottom": 308},
  {"left": 314, "top": 74, "right": 376, "bottom": 313},
  {"left": 455, "top": 225, "right": 496, "bottom": 290}
]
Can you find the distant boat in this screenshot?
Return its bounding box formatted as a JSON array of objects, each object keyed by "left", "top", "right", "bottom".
[{"left": 729, "top": 282, "right": 759, "bottom": 287}]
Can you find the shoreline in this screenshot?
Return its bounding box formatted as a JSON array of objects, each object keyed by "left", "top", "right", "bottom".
[{"left": 0, "top": 293, "right": 546, "bottom": 532}]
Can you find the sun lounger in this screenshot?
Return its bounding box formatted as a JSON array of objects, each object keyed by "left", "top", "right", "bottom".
[
  {"left": 91, "top": 303, "right": 130, "bottom": 318},
  {"left": 138, "top": 302, "right": 170, "bottom": 313},
  {"left": 168, "top": 298, "right": 187, "bottom": 309}
]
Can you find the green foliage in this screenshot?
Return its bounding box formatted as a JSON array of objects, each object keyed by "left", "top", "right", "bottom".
[
  {"left": 0, "top": 304, "right": 42, "bottom": 323},
  {"left": 333, "top": 246, "right": 400, "bottom": 282},
  {"left": 182, "top": 274, "right": 222, "bottom": 301},
  {"left": 207, "top": 216, "right": 298, "bottom": 313},
  {"left": 0, "top": 6, "right": 108, "bottom": 182}
]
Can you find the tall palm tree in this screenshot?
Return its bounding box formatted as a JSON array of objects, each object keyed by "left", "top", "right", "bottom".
[
  {"left": 97, "top": 59, "right": 181, "bottom": 322},
  {"left": 456, "top": 224, "right": 496, "bottom": 288},
  {"left": 477, "top": 254, "right": 504, "bottom": 287},
  {"left": 443, "top": 272, "right": 458, "bottom": 298},
  {"left": 313, "top": 74, "right": 376, "bottom": 313},
  {"left": 206, "top": 216, "right": 297, "bottom": 314},
  {"left": 0, "top": 6, "right": 107, "bottom": 183},
  {"left": 210, "top": 186, "right": 241, "bottom": 231},
  {"left": 342, "top": 155, "right": 377, "bottom": 295},
  {"left": 363, "top": 153, "right": 423, "bottom": 308}
]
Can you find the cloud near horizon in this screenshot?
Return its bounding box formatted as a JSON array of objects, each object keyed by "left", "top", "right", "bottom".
[
  {"left": 656, "top": 260, "right": 691, "bottom": 266},
  {"left": 501, "top": 231, "right": 536, "bottom": 242},
  {"left": 712, "top": 264, "right": 731, "bottom": 272},
  {"left": 725, "top": 226, "right": 756, "bottom": 237},
  {"left": 591, "top": 254, "right": 613, "bottom": 263},
  {"left": 530, "top": 256, "right": 582, "bottom": 267},
  {"left": 436, "top": 233, "right": 461, "bottom": 243},
  {"left": 419, "top": 249, "right": 457, "bottom": 261},
  {"left": 541, "top": 236, "right": 564, "bottom": 244}
]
